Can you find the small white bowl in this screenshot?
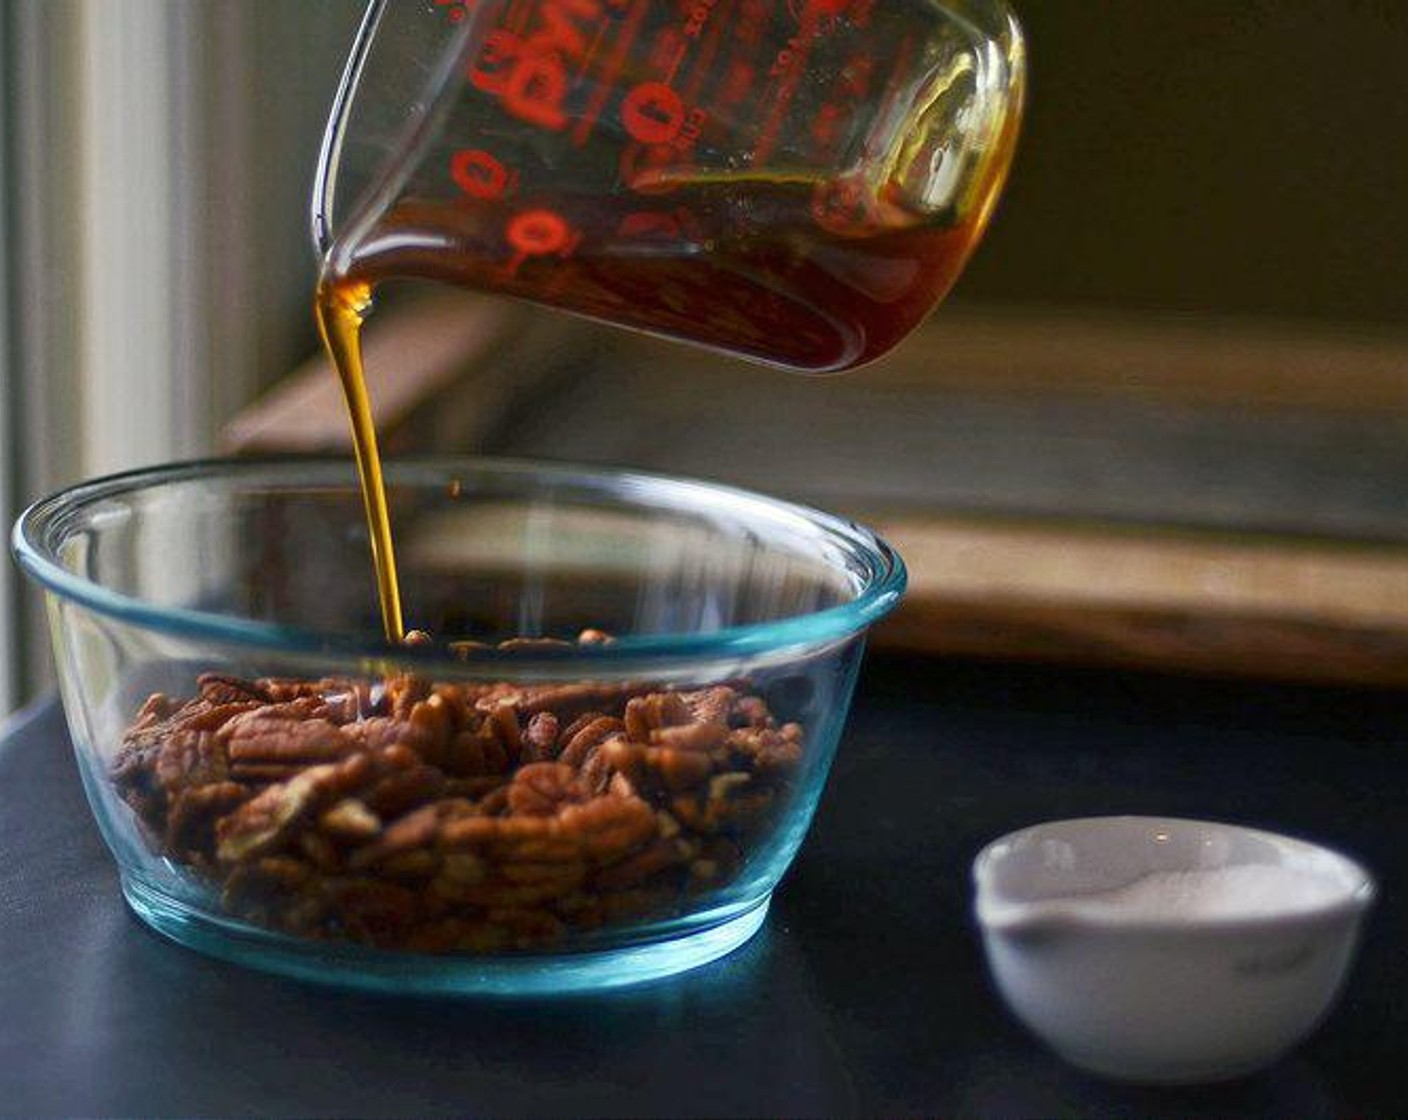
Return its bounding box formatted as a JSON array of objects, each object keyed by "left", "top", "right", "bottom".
[{"left": 972, "top": 816, "right": 1375, "bottom": 1085}]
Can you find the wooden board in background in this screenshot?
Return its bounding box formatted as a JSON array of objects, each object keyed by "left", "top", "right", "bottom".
[
  {"left": 223, "top": 299, "right": 1408, "bottom": 687},
  {"left": 870, "top": 511, "right": 1408, "bottom": 687}
]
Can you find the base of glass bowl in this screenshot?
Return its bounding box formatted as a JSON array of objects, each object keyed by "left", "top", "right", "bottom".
[{"left": 120, "top": 873, "right": 770, "bottom": 995}]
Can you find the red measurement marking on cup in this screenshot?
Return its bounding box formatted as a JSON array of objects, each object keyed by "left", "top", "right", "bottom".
[
  {"left": 751, "top": 3, "right": 827, "bottom": 165},
  {"left": 681, "top": 0, "right": 721, "bottom": 39},
  {"left": 618, "top": 101, "right": 707, "bottom": 192},
  {"left": 680, "top": 1, "right": 726, "bottom": 105},
  {"left": 503, "top": 207, "right": 581, "bottom": 278},
  {"left": 787, "top": 0, "right": 848, "bottom": 19},
  {"left": 662, "top": 37, "right": 689, "bottom": 85},
  {"left": 468, "top": 0, "right": 616, "bottom": 132},
  {"left": 647, "top": 27, "right": 685, "bottom": 80},
  {"left": 507, "top": 208, "right": 575, "bottom": 253},
  {"left": 735, "top": 0, "right": 768, "bottom": 48},
  {"left": 621, "top": 82, "right": 686, "bottom": 145},
  {"left": 466, "top": 31, "right": 570, "bottom": 130},
  {"left": 749, "top": 0, "right": 844, "bottom": 165},
  {"left": 434, "top": 0, "right": 471, "bottom": 22},
  {"left": 525, "top": 0, "right": 598, "bottom": 55},
  {"left": 503, "top": 0, "right": 533, "bottom": 34},
  {"left": 451, "top": 149, "right": 517, "bottom": 200},
  {"left": 710, "top": 0, "right": 766, "bottom": 115},
  {"left": 570, "top": 0, "right": 650, "bottom": 147}
]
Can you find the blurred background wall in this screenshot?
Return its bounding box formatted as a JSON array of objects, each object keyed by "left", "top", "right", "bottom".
[{"left": 959, "top": 2, "right": 1408, "bottom": 327}]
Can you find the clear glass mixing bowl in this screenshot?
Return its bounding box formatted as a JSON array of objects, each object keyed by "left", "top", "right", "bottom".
[{"left": 12, "top": 456, "right": 904, "bottom": 994}]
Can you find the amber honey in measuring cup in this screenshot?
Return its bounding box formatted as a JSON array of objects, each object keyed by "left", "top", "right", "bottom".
[
  {"left": 316, "top": 0, "right": 1024, "bottom": 371},
  {"left": 313, "top": 0, "right": 1025, "bottom": 640}
]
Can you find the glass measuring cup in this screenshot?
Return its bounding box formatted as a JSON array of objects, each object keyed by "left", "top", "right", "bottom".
[{"left": 313, "top": 0, "right": 1025, "bottom": 372}]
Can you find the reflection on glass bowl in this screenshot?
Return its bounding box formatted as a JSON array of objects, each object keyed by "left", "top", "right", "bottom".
[{"left": 13, "top": 456, "right": 904, "bottom": 995}]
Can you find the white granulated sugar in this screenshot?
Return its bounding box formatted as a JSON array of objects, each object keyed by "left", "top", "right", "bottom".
[{"left": 1069, "top": 864, "right": 1347, "bottom": 920}]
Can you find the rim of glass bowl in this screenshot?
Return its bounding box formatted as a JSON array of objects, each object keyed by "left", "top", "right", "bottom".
[{"left": 12, "top": 455, "right": 907, "bottom": 667}]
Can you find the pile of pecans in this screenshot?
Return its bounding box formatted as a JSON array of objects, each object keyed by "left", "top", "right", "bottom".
[{"left": 112, "top": 653, "right": 805, "bottom": 954}]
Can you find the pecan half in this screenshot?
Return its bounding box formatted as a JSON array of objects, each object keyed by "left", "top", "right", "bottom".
[
  {"left": 507, "top": 762, "right": 590, "bottom": 816},
  {"left": 216, "top": 753, "right": 375, "bottom": 864},
  {"left": 224, "top": 709, "right": 353, "bottom": 783}
]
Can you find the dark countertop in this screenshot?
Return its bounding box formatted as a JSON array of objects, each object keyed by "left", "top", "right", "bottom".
[{"left": 1, "top": 655, "right": 1403, "bottom": 1118}]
